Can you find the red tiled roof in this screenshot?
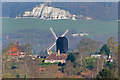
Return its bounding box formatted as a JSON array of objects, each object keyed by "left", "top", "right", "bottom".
[
  {"left": 15, "top": 44, "right": 25, "bottom": 52},
  {"left": 10, "top": 52, "right": 17, "bottom": 56},
  {"left": 45, "top": 53, "right": 67, "bottom": 60},
  {"left": 7, "top": 42, "right": 25, "bottom": 56}
]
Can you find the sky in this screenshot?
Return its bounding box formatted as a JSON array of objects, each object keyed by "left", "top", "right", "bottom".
[{"left": 1, "top": 0, "right": 120, "bottom": 2}]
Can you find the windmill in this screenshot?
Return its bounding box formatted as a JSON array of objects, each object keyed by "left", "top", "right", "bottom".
[{"left": 47, "top": 27, "right": 69, "bottom": 55}]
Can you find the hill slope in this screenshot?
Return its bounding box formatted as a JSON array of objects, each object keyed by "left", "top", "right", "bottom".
[{"left": 2, "top": 2, "right": 118, "bottom": 20}]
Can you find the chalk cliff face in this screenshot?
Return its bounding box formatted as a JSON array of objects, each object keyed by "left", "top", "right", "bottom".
[{"left": 22, "top": 4, "right": 77, "bottom": 20}]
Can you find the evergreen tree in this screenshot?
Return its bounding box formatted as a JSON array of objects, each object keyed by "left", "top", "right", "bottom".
[{"left": 100, "top": 44, "right": 110, "bottom": 56}]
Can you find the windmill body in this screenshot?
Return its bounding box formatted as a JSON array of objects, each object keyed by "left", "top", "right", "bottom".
[
  {"left": 47, "top": 27, "right": 69, "bottom": 55},
  {"left": 56, "top": 37, "right": 68, "bottom": 53}
]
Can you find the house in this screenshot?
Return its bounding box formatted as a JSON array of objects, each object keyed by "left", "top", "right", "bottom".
[
  {"left": 39, "top": 67, "right": 47, "bottom": 71},
  {"left": 37, "top": 52, "right": 49, "bottom": 59},
  {"left": 45, "top": 52, "right": 67, "bottom": 63},
  {"left": 30, "top": 55, "right": 38, "bottom": 60},
  {"left": 7, "top": 41, "right": 25, "bottom": 57},
  {"left": 91, "top": 54, "right": 101, "bottom": 58},
  {"left": 107, "top": 54, "right": 113, "bottom": 62}
]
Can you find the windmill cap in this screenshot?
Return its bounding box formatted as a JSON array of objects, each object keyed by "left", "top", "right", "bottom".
[{"left": 58, "top": 37, "right": 67, "bottom": 38}]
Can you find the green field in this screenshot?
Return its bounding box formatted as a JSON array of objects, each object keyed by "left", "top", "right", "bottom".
[{"left": 2, "top": 18, "right": 118, "bottom": 37}]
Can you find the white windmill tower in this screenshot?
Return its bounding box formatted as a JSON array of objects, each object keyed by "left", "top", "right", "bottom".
[{"left": 47, "top": 27, "right": 69, "bottom": 55}]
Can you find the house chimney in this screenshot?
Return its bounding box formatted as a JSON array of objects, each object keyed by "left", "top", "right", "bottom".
[
  {"left": 50, "top": 50, "right": 52, "bottom": 55},
  {"left": 108, "top": 54, "right": 111, "bottom": 59},
  {"left": 47, "top": 50, "right": 52, "bottom": 55},
  {"left": 16, "top": 41, "right": 19, "bottom": 45},
  {"left": 58, "top": 49, "right": 60, "bottom": 56},
  {"left": 13, "top": 41, "right": 15, "bottom": 45}
]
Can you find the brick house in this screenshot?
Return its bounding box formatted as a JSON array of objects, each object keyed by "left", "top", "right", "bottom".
[
  {"left": 45, "top": 53, "right": 67, "bottom": 63},
  {"left": 7, "top": 41, "right": 25, "bottom": 57}
]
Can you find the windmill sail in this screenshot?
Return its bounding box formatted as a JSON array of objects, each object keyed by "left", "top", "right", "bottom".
[
  {"left": 61, "top": 30, "right": 69, "bottom": 37},
  {"left": 47, "top": 28, "right": 69, "bottom": 53},
  {"left": 50, "top": 27, "right": 58, "bottom": 40},
  {"left": 48, "top": 43, "right": 56, "bottom": 50}
]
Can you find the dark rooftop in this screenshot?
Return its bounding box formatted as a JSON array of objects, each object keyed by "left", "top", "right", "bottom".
[{"left": 45, "top": 53, "right": 67, "bottom": 60}]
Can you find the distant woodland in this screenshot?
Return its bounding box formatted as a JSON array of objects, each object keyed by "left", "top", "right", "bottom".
[{"left": 2, "top": 36, "right": 119, "bottom": 78}]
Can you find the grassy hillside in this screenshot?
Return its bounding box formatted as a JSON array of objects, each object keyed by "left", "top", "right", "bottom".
[
  {"left": 2, "top": 18, "right": 118, "bottom": 35},
  {"left": 2, "top": 18, "right": 118, "bottom": 52}
]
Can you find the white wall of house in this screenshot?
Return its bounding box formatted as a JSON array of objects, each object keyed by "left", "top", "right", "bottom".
[
  {"left": 45, "top": 60, "right": 66, "bottom": 63},
  {"left": 91, "top": 54, "right": 101, "bottom": 58}
]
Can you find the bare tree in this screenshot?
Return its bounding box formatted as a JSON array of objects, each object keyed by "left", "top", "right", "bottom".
[{"left": 77, "top": 38, "right": 101, "bottom": 66}]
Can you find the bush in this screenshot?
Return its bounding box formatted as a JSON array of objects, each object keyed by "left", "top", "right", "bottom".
[
  {"left": 58, "top": 62, "right": 66, "bottom": 66},
  {"left": 58, "top": 62, "right": 62, "bottom": 66},
  {"left": 106, "top": 62, "right": 115, "bottom": 69},
  {"left": 66, "top": 53, "right": 76, "bottom": 62},
  {"left": 16, "top": 74, "right": 20, "bottom": 78},
  {"left": 41, "top": 63, "right": 51, "bottom": 65},
  {"left": 96, "top": 68, "right": 112, "bottom": 78},
  {"left": 85, "top": 57, "right": 96, "bottom": 70}
]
